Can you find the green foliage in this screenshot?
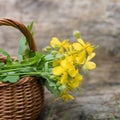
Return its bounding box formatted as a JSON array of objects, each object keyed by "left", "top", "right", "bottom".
[
  {"left": 18, "top": 22, "right": 34, "bottom": 61},
  {"left": 45, "top": 80, "right": 59, "bottom": 96},
  {"left": 18, "top": 36, "right": 29, "bottom": 61}
]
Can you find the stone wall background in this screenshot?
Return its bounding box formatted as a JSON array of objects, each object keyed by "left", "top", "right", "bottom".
[{"left": 0, "top": 0, "right": 120, "bottom": 88}]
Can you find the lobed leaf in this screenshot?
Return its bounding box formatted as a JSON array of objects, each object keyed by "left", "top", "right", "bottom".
[{"left": 3, "top": 75, "right": 19, "bottom": 83}]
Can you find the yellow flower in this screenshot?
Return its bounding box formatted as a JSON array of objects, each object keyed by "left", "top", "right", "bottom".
[
  {"left": 69, "top": 74, "right": 83, "bottom": 88},
  {"left": 75, "top": 51, "right": 86, "bottom": 65},
  {"left": 60, "top": 57, "right": 73, "bottom": 69},
  {"left": 52, "top": 66, "right": 64, "bottom": 75},
  {"left": 87, "top": 52, "right": 96, "bottom": 61},
  {"left": 86, "top": 43, "right": 94, "bottom": 55},
  {"left": 49, "top": 34, "right": 96, "bottom": 101},
  {"left": 84, "top": 61, "right": 96, "bottom": 70},
  {"left": 72, "top": 42, "right": 83, "bottom": 51},
  {"left": 61, "top": 93, "right": 74, "bottom": 101},
  {"left": 83, "top": 52, "right": 96, "bottom": 70},
  {"left": 60, "top": 72, "right": 68, "bottom": 84},
  {"left": 68, "top": 66, "right": 78, "bottom": 78},
  {"left": 52, "top": 56, "right": 74, "bottom": 76},
  {"left": 78, "top": 38, "right": 86, "bottom": 46},
  {"left": 78, "top": 38, "right": 94, "bottom": 55},
  {"left": 59, "top": 47, "right": 64, "bottom": 53},
  {"left": 50, "top": 37, "right": 61, "bottom": 48},
  {"left": 52, "top": 59, "right": 61, "bottom": 67},
  {"left": 56, "top": 40, "right": 70, "bottom": 53},
  {"left": 61, "top": 40, "right": 70, "bottom": 51},
  {"left": 69, "top": 45, "right": 73, "bottom": 53}
]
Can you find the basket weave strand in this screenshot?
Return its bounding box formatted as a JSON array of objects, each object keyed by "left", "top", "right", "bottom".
[{"left": 0, "top": 18, "right": 44, "bottom": 120}]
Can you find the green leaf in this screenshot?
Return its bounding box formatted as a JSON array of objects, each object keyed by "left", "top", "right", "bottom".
[
  {"left": 45, "top": 54, "right": 54, "bottom": 61},
  {"left": 0, "top": 48, "right": 12, "bottom": 64},
  {"left": 3, "top": 75, "right": 20, "bottom": 83},
  {"left": 18, "top": 22, "right": 34, "bottom": 61},
  {"left": 44, "top": 62, "right": 49, "bottom": 72},
  {"left": 45, "top": 80, "right": 59, "bottom": 96},
  {"left": 0, "top": 62, "right": 5, "bottom": 67},
  {"left": 27, "top": 22, "right": 34, "bottom": 35},
  {"left": 31, "top": 52, "right": 44, "bottom": 66},
  {"left": 18, "top": 36, "right": 29, "bottom": 61},
  {"left": 0, "top": 76, "right": 5, "bottom": 81}
]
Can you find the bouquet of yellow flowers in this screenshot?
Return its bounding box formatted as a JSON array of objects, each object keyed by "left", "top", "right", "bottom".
[
  {"left": 0, "top": 22, "right": 96, "bottom": 101},
  {"left": 43, "top": 31, "right": 96, "bottom": 101}
]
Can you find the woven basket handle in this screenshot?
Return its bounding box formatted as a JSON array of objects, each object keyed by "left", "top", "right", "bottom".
[{"left": 0, "top": 18, "right": 37, "bottom": 52}]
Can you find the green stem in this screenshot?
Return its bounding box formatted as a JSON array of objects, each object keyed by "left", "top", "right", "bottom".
[
  {"left": 17, "top": 72, "right": 40, "bottom": 76},
  {"left": 0, "top": 71, "right": 48, "bottom": 77},
  {"left": 0, "top": 58, "right": 37, "bottom": 69},
  {"left": 0, "top": 67, "right": 34, "bottom": 74},
  {"left": 4, "top": 63, "right": 30, "bottom": 68}
]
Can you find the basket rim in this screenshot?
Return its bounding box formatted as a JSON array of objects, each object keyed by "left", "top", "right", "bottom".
[{"left": 0, "top": 76, "right": 36, "bottom": 87}]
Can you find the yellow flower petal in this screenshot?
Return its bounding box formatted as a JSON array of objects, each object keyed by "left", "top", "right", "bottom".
[
  {"left": 69, "top": 74, "right": 83, "bottom": 88},
  {"left": 72, "top": 43, "right": 83, "bottom": 51},
  {"left": 69, "top": 45, "right": 73, "bottom": 53},
  {"left": 61, "top": 94, "right": 74, "bottom": 101},
  {"left": 52, "top": 60, "right": 60, "bottom": 67},
  {"left": 61, "top": 40, "right": 70, "bottom": 51},
  {"left": 59, "top": 47, "right": 64, "bottom": 53},
  {"left": 50, "top": 37, "right": 61, "bottom": 48},
  {"left": 68, "top": 67, "right": 78, "bottom": 78},
  {"left": 84, "top": 61, "right": 96, "bottom": 70},
  {"left": 52, "top": 66, "right": 64, "bottom": 75},
  {"left": 77, "top": 38, "right": 85, "bottom": 46},
  {"left": 76, "top": 51, "right": 86, "bottom": 64},
  {"left": 60, "top": 72, "right": 68, "bottom": 84},
  {"left": 87, "top": 52, "right": 96, "bottom": 61},
  {"left": 86, "top": 43, "right": 94, "bottom": 55},
  {"left": 60, "top": 59, "right": 71, "bottom": 69}
]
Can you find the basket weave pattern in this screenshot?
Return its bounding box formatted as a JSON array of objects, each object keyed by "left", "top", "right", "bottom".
[{"left": 0, "top": 19, "right": 44, "bottom": 120}]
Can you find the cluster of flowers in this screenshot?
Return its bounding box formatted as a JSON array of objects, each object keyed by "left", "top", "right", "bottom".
[{"left": 44, "top": 31, "right": 96, "bottom": 101}]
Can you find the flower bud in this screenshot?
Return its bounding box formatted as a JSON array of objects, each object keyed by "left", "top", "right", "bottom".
[
  {"left": 58, "top": 85, "right": 66, "bottom": 91},
  {"left": 51, "top": 50, "right": 58, "bottom": 55},
  {"left": 43, "top": 46, "right": 51, "bottom": 51},
  {"left": 50, "top": 75, "right": 57, "bottom": 81},
  {"left": 73, "top": 30, "right": 80, "bottom": 39}
]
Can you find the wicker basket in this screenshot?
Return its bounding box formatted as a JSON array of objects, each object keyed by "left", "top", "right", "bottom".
[{"left": 0, "top": 19, "right": 44, "bottom": 120}]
